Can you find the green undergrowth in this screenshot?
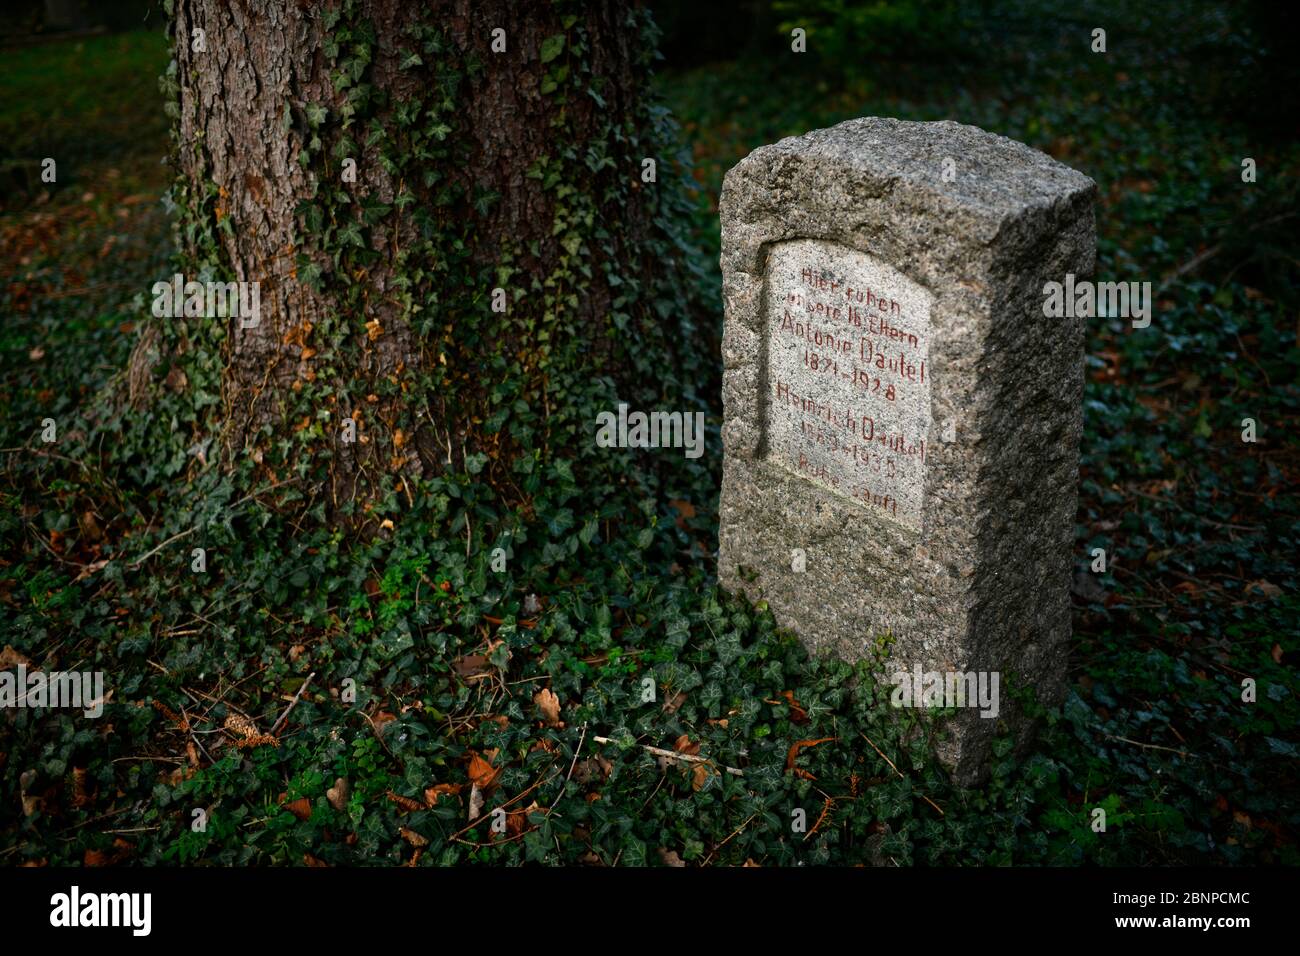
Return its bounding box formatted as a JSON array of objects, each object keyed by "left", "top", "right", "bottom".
[{"left": 2, "top": 0, "right": 1298, "bottom": 866}]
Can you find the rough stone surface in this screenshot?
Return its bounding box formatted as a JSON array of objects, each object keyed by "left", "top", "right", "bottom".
[{"left": 718, "top": 117, "right": 1096, "bottom": 784}]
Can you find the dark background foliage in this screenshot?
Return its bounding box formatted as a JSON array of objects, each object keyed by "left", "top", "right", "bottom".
[{"left": 0, "top": 0, "right": 1296, "bottom": 867}]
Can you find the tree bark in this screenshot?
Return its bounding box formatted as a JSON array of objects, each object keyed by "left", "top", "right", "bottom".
[{"left": 141, "top": 0, "right": 689, "bottom": 517}]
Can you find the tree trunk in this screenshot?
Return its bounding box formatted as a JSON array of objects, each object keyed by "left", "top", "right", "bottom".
[{"left": 139, "top": 0, "right": 699, "bottom": 519}]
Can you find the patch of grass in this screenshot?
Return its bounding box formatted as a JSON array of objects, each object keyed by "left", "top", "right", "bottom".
[{"left": 0, "top": 29, "right": 169, "bottom": 171}]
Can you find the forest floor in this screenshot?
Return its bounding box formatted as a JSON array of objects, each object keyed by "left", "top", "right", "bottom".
[{"left": 1, "top": 5, "right": 1297, "bottom": 866}]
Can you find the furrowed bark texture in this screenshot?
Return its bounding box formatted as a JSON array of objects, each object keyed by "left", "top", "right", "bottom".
[{"left": 159, "top": 0, "right": 661, "bottom": 508}]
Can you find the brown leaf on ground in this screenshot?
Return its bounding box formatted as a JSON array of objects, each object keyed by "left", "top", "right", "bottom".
[
  {"left": 424, "top": 783, "right": 462, "bottom": 807},
  {"left": 661, "top": 689, "right": 687, "bottom": 714},
  {"left": 691, "top": 763, "right": 713, "bottom": 792},
  {"left": 673, "top": 734, "right": 701, "bottom": 757},
  {"left": 386, "top": 790, "right": 423, "bottom": 813},
  {"left": 84, "top": 839, "right": 132, "bottom": 867},
  {"left": 1246, "top": 579, "right": 1282, "bottom": 599},
  {"left": 451, "top": 653, "right": 491, "bottom": 678},
  {"left": 283, "top": 797, "right": 312, "bottom": 821},
  {"left": 467, "top": 752, "right": 501, "bottom": 791},
  {"left": 574, "top": 757, "right": 613, "bottom": 786},
  {"left": 326, "top": 777, "right": 351, "bottom": 811},
  {"left": 0, "top": 645, "right": 31, "bottom": 669},
  {"left": 504, "top": 801, "right": 540, "bottom": 838},
  {"left": 657, "top": 847, "right": 686, "bottom": 867},
  {"left": 70, "top": 767, "right": 91, "bottom": 808},
  {"left": 303, "top": 853, "right": 330, "bottom": 867},
  {"left": 79, "top": 510, "right": 103, "bottom": 543},
  {"left": 534, "top": 687, "right": 562, "bottom": 726},
  {"left": 20, "top": 769, "right": 40, "bottom": 817},
  {"left": 786, "top": 737, "right": 837, "bottom": 780},
  {"left": 780, "top": 690, "right": 809, "bottom": 724},
  {"left": 668, "top": 499, "right": 696, "bottom": 530},
  {"left": 399, "top": 827, "right": 429, "bottom": 847}
]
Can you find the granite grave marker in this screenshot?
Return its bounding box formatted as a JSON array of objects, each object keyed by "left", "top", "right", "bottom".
[{"left": 718, "top": 117, "right": 1096, "bottom": 783}]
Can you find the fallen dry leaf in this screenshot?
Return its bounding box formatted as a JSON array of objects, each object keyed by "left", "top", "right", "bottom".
[
  {"left": 326, "top": 777, "right": 351, "bottom": 811},
  {"left": 451, "top": 653, "right": 492, "bottom": 679},
  {"left": 534, "top": 687, "right": 562, "bottom": 726},
  {"left": 661, "top": 689, "right": 687, "bottom": 714},
  {"left": 399, "top": 827, "right": 429, "bottom": 848},
  {"left": 786, "top": 737, "right": 837, "bottom": 780},
  {"left": 70, "top": 767, "right": 90, "bottom": 808},
  {"left": 780, "top": 690, "right": 809, "bottom": 724},
  {"left": 84, "top": 839, "right": 132, "bottom": 867},
  {"left": 657, "top": 847, "right": 686, "bottom": 867},
  {"left": 668, "top": 498, "right": 696, "bottom": 529},
  {"left": 283, "top": 797, "right": 312, "bottom": 821},
  {"left": 424, "top": 783, "right": 462, "bottom": 807},
  {"left": 0, "top": 645, "right": 32, "bottom": 669},
  {"left": 467, "top": 752, "right": 501, "bottom": 790},
  {"left": 386, "top": 790, "right": 423, "bottom": 813},
  {"left": 1246, "top": 579, "right": 1282, "bottom": 599}
]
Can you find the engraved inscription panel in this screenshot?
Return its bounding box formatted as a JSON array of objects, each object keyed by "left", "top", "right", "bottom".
[{"left": 763, "top": 239, "right": 933, "bottom": 530}]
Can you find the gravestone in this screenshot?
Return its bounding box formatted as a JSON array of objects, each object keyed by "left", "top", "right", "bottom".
[{"left": 718, "top": 118, "right": 1096, "bottom": 783}]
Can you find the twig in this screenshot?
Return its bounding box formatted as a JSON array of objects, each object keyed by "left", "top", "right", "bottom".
[
  {"left": 127, "top": 526, "right": 198, "bottom": 569},
  {"left": 1128, "top": 488, "right": 1261, "bottom": 532},
  {"left": 804, "top": 796, "right": 836, "bottom": 841},
  {"left": 448, "top": 763, "right": 560, "bottom": 842},
  {"left": 271, "top": 672, "right": 315, "bottom": 736},
  {"left": 183, "top": 706, "right": 216, "bottom": 765},
  {"left": 860, "top": 732, "right": 902, "bottom": 777},
  {"left": 592, "top": 735, "right": 744, "bottom": 776},
  {"left": 549, "top": 722, "right": 588, "bottom": 812},
  {"left": 703, "top": 813, "right": 758, "bottom": 865},
  {"left": 1103, "top": 733, "right": 1190, "bottom": 758},
  {"left": 861, "top": 733, "right": 944, "bottom": 816}
]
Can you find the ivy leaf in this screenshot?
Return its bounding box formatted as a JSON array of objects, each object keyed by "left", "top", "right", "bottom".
[
  {"left": 399, "top": 51, "right": 423, "bottom": 70},
  {"left": 540, "top": 34, "right": 565, "bottom": 63}
]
